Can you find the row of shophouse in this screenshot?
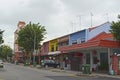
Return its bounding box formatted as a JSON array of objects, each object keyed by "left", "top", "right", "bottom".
[{"left": 14, "top": 21, "right": 120, "bottom": 74}]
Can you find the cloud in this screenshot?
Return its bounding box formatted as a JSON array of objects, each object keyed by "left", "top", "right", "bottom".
[
  {"left": 61, "top": 0, "right": 120, "bottom": 14},
  {"left": 0, "top": 0, "right": 119, "bottom": 48}
]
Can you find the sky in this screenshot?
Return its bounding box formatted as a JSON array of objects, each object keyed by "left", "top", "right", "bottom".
[{"left": 0, "top": 0, "right": 119, "bottom": 49}]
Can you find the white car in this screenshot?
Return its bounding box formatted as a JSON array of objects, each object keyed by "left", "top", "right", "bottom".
[{"left": 0, "top": 60, "right": 4, "bottom": 68}]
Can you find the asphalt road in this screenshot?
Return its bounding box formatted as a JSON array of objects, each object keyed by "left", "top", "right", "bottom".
[{"left": 0, "top": 63, "right": 119, "bottom": 80}]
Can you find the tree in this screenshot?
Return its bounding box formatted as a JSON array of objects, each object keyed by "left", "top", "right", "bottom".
[
  {"left": 0, "top": 29, "right": 4, "bottom": 44},
  {"left": 17, "top": 22, "right": 46, "bottom": 58},
  {"left": 0, "top": 45, "right": 13, "bottom": 60},
  {"left": 110, "top": 15, "right": 120, "bottom": 41},
  {"left": 0, "top": 29, "right": 4, "bottom": 59}
]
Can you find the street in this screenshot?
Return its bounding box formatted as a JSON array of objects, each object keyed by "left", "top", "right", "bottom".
[{"left": 0, "top": 63, "right": 119, "bottom": 80}]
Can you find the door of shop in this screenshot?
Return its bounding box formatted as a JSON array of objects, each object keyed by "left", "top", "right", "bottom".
[
  {"left": 71, "top": 57, "right": 80, "bottom": 71},
  {"left": 100, "top": 53, "right": 109, "bottom": 71}
]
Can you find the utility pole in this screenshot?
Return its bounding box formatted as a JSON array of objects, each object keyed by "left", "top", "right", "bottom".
[
  {"left": 33, "top": 30, "right": 36, "bottom": 67},
  {"left": 106, "top": 13, "right": 109, "bottom": 22},
  {"left": 71, "top": 22, "right": 74, "bottom": 32},
  {"left": 90, "top": 12, "right": 93, "bottom": 27},
  {"left": 77, "top": 15, "right": 83, "bottom": 30}
]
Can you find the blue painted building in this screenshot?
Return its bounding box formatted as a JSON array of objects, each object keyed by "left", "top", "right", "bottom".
[
  {"left": 87, "top": 22, "right": 111, "bottom": 40},
  {"left": 69, "top": 29, "right": 87, "bottom": 45}
]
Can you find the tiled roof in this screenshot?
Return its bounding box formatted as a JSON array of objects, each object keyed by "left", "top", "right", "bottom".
[
  {"left": 60, "top": 40, "right": 120, "bottom": 52},
  {"left": 88, "top": 32, "right": 113, "bottom": 42}
]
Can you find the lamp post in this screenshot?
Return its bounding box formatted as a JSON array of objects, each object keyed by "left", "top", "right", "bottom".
[{"left": 33, "top": 30, "right": 36, "bottom": 67}]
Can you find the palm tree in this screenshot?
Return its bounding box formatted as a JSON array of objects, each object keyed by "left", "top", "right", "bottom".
[{"left": 110, "top": 15, "right": 120, "bottom": 41}]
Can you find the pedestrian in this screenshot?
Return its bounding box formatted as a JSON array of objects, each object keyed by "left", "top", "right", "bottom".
[
  {"left": 66, "top": 59, "right": 71, "bottom": 70},
  {"left": 60, "top": 59, "right": 65, "bottom": 70}
]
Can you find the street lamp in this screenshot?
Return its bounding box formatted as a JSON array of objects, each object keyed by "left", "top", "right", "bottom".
[{"left": 33, "top": 30, "right": 36, "bottom": 67}]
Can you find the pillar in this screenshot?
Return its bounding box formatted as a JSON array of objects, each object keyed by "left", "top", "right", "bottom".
[
  {"left": 83, "top": 53, "right": 86, "bottom": 64},
  {"left": 108, "top": 48, "right": 111, "bottom": 73},
  {"left": 97, "top": 50, "right": 100, "bottom": 65},
  {"left": 90, "top": 51, "right": 93, "bottom": 72}
]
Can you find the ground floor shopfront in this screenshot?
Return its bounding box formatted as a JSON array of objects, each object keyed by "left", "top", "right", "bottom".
[
  {"left": 40, "top": 47, "right": 120, "bottom": 75},
  {"left": 60, "top": 47, "right": 120, "bottom": 73},
  {"left": 14, "top": 51, "right": 25, "bottom": 63},
  {"left": 59, "top": 40, "right": 120, "bottom": 75}
]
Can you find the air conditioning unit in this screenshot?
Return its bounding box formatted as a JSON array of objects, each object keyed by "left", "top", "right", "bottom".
[{"left": 77, "top": 39, "right": 81, "bottom": 44}]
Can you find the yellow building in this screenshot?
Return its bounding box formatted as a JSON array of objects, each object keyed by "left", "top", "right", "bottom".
[{"left": 49, "top": 39, "right": 58, "bottom": 52}]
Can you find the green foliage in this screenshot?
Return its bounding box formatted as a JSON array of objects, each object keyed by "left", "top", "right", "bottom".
[
  {"left": 0, "top": 45, "right": 13, "bottom": 60},
  {"left": 0, "top": 30, "right": 4, "bottom": 44},
  {"left": 17, "top": 22, "right": 46, "bottom": 54},
  {"left": 110, "top": 15, "right": 120, "bottom": 41}
]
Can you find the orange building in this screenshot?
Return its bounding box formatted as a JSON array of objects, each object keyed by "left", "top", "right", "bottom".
[{"left": 14, "top": 21, "right": 26, "bottom": 62}]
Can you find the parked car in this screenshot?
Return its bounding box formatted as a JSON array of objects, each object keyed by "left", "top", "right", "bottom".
[
  {"left": 0, "top": 60, "right": 4, "bottom": 68},
  {"left": 43, "top": 60, "right": 60, "bottom": 68}
]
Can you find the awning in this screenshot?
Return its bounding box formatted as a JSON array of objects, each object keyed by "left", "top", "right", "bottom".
[
  {"left": 59, "top": 40, "right": 120, "bottom": 52},
  {"left": 48, "top": 51, "right": 61, "bottom": 55}
]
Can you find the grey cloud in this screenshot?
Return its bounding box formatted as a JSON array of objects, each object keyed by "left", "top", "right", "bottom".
[
  {"left": 61, "top": 0, "right": 120, "bottom": 14},
  {"left": 0, "top": 0, "right": 119, "bottom": 48}
]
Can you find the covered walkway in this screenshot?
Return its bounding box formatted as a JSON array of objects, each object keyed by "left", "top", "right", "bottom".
[{"left": 59, "top": 32, "right": 120, "bottom": 74}]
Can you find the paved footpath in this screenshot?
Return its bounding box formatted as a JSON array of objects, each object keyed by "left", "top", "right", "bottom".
[
  {"left": 49, "top": 68, "right": 120, "bottom": 79},
  {"left": 16, "top": 63, "right": 120, "bottom": 79}
]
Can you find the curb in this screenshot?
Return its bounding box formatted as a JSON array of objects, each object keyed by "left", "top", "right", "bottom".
[
  {"left": 14, "top": 63, "right": 120, "bottom": 79},
  {"left": 50, "top": 69, "right": 120, "bottom": 79},
  {"left": 51, "top": 69, "right": 66, "bottom": 73},
  {"left": 93, "top": 74, "right": 120, "bottom": 79}
]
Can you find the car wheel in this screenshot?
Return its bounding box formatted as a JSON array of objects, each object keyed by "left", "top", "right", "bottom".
[{"left": 45, "top": 65, "right": 48, "bottom": 68}]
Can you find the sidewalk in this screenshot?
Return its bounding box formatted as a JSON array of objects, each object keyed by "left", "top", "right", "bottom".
[
  {"left": 49, "top": 68, "right": 120, "bottom": 79},
  {"left": 16, "top": 63, "right": 120, "bottom": 79},
  {"left": 92, "top": 73, "right": 120, "bottom": 79}
]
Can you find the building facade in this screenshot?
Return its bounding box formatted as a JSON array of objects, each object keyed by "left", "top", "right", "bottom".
[
  {"left": 14, "top": 21, "right": 26, "bottom": 63},
  {"left": 69, "top": 29, "right": 86, "bottom": 45},
  {"left": 40, "top": 22, "right": 120, "bottom": 74}
]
